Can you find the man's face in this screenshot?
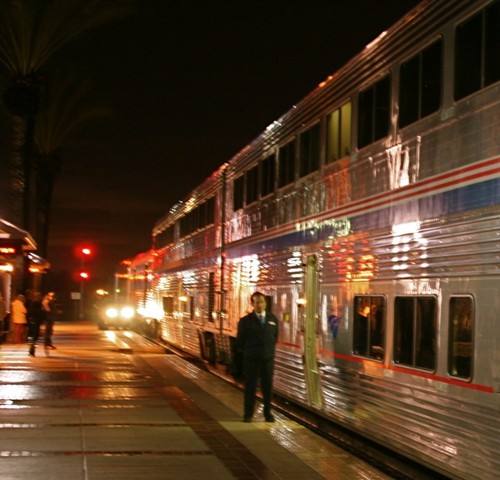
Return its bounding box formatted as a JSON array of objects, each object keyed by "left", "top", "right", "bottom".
[{"left": 252, "top": 295, "right": 266, "bottom": 314}]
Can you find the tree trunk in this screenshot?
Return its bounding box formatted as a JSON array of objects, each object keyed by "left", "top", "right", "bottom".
[
  {"left": 7, "top": 114, "right": 27, "bottom": 227},
  {"left": 4, "top": 76, "right": 40, "bottom": 232}
]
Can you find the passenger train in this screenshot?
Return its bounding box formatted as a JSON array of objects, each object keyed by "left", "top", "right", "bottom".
[{"left": 123, "top": 1, "right": 500, "bottom": 478}]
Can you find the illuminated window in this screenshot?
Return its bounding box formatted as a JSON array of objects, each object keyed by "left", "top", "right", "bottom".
[
  {"left": 448, "top": 296, "right": 474, "bottom": 379},
  {"left": 394, "top": 296, "right": 436, "bottom": 370},
  {"left": 0, "top": 246, "right": 17, "bottom": 254},
  {"left": 299, "top": 123, "right": 320, "bottom": 177},
  {"left": 455, "top": 0, "right": 500, "bottom": 100},
  {"left": 358, "top": 75, "right": 391, "bottom": 148},
  {"left": 353, "top": 295, "right": 385, "bottom": 360},
  {"left": 327, "top": 102, "right": 351, "bottom": 163},
  {"left": 180, "top": 295, "right": 195, "bottom": 320},
  {"left": 400, "top": 39, "right": 442, "bottom": 127},
  {"left": 278, "top": 140, "right": 296, "bottom": 188}
]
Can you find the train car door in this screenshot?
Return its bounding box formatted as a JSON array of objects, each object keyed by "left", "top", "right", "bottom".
[{"left": 304, "top": 255, "right": 322, "bottom": 408}]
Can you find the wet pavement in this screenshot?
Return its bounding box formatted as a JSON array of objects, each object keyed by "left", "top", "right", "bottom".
[{"left": 0, "top": 321, "right": 392, "bottom": 479}]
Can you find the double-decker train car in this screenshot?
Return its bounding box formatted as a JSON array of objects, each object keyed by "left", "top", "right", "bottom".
[{"left": 129, "top": 1, "right": 499, "bottom": 478}]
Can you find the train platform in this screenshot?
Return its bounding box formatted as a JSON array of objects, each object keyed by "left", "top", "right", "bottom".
[{"left": 0, "top": 321, "right": 393, "bottom": 480}]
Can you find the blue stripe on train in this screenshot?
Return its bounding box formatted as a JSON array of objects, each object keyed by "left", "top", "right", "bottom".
[{"left": 226, "top": 177, "right": 500, "bottom": 258}]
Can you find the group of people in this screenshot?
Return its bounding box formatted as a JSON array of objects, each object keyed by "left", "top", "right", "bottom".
[
  {"left": 2, "top": 288, "right": 277, "bottom": 421},
  {"left": 1, "top": 291, "right": 58, "bottom": 356}
]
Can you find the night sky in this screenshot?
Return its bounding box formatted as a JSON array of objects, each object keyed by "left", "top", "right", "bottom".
[{"left": 44, "top": 0, "right": 421, "bottom": 284}]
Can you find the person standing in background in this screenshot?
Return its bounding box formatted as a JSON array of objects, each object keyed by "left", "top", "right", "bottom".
[
  {"left": 42, "top": 292, "right": 57, "bottom": 349},
  {"left": 0, "top": 294, "right": 6, "bottom": 330},
  {"left": 27, "top": 291, "right": 44, "bottom": 356},
  {"left": 11, "top": 294, "right": 27, "bottom": 343},
  {"left": 0, "top": 293, "right": 7, "bottom": 343},
  {"left": 236, "top": 292, "right": 279, "bottom": 423}
]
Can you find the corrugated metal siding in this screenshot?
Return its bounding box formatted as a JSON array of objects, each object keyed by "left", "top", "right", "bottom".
[{"left": 319, "top": 362, "right": 500, "bottom": 479}]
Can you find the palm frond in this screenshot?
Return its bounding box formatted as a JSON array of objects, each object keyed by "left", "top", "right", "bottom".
[
  {"left": 34, "top": 65, "right": 113, "bottom": 155},
  {"left": 0, "top": 0, "right": 135, "bottom": 77}
]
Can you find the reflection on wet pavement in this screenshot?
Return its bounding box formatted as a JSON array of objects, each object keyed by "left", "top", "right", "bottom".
[{"left": 0, "top": 321, "right": 392, "bottom": 480}]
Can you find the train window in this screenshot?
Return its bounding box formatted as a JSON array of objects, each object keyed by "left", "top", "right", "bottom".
[
  {"left": 353, "top": 296, "right": 385, "bottom": 360},
  {"left": 448, "top": 296, "right": 474, "bottom": 379},
  {"left": 233, "top": 175, "right": 244, "bottom": 211},
  {"left": 180, "top": 205, "right": 203, "bottom": 237},
  {"left": 245, "top": 165, "right": 259, "bottom": 205},
  {"left": 260, "top": 154, "right": 276, "bottom": 197},
  {"left": 400, "top": 39, "right": 442, "bottom": 128},
  {"left": 358, "top": 75, "right": 391, "bottom": 148},
  {"left": 155, "top": 225, "right": 174, "bottom": 248},
  {"left": 179, "top": 215, "right": 189, "bottom": 237},
  {"left": 326, "top": 102, "right": 352, "bottom": 164},
  {"left": 485, "top": 0, "right": 500, "bottom": 87},
  {"left": 455, "top": 0, "right": 500, "bottom": 100},
  {"left": 162, "top": 296, "right": 174, "bottom": 316},
  {"left": 208, "top": 272, "right": 215, "bottom": 323},
  {"left": 206, "top": 196, "right": 215, "bottom": 225},
  {"left": 190, "top": 209, "right": 197, "bottom": 233},
  {"left": 177, "top": 197, "right": 215, "bottom": 238},
  {"left": 181, "top": 295, "right": 195, "bottom": 321},
  {"left": 278, "top": 140, "right": 296, "bottom": 188},
  {"left": 265, "top": 295, "right": 273, "bottom": 314},
  {"left": 299, "top": 123, "right": 320, "bottom": 177},
  {"left": 197, "top": 202, "right": 206, "bottom": 229},
  {"left": 394, "top": 296, "right": 436, "bottom": 370}
]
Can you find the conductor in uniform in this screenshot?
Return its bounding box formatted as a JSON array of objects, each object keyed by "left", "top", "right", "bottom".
[{"left": 236, "top": 292, "right": 279, "bottom": 422}]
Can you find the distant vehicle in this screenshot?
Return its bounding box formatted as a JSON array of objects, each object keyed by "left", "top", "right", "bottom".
[{"left": 96, "top": 302, "right": 136, "bottom": 330}]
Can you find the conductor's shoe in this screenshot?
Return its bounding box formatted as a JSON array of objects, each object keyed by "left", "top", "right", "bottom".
[
  {"left": 243, "top": 416, "right": 252, "bottom": 423},
  {"left": 264, "top": 414, "right": 275, "bottom": 422},
  {"left": 29, "top": 345, "right": 35, "bottom": 356}
]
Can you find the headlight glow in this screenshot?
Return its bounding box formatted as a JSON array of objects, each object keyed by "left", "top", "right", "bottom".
[
  {"left": 105, "top": 307, "right": 119, "bottom": 319},
  {"left": 120, "top": 306, "right": 134, "bottom": 319}
]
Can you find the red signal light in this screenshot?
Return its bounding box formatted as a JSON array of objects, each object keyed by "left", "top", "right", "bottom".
[
  {"left": 75, "top": 245, "right": 94, "bottom": 258},
  {"left": 79, "top": 270, "right": 90, "bottom": 280}
]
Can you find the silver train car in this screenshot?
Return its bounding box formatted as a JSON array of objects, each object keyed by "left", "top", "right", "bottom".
[{"left": 128, "top": 1, "right": 500, "bottom": 478}]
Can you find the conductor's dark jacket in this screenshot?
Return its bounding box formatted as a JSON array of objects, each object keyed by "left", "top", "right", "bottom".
[{"left": 236, "top": 312, "right": 278, "bottom": 360}]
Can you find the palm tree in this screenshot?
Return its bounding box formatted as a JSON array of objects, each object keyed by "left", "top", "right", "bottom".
[
  {"left": 33, "top": 65, "right": 112, "bottom": 257},
  {"left": 0, "top": 0, "right": 133, "bottom": 231}
]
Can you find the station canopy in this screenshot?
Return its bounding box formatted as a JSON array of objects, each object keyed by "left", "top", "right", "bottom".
[{"left": 0, "top": 218, "right": 50, "bottom": 270}]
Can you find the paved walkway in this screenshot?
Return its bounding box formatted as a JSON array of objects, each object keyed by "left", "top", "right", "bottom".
[{"left": 0, "top": 321, "right": 392, "bottom": 479}]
